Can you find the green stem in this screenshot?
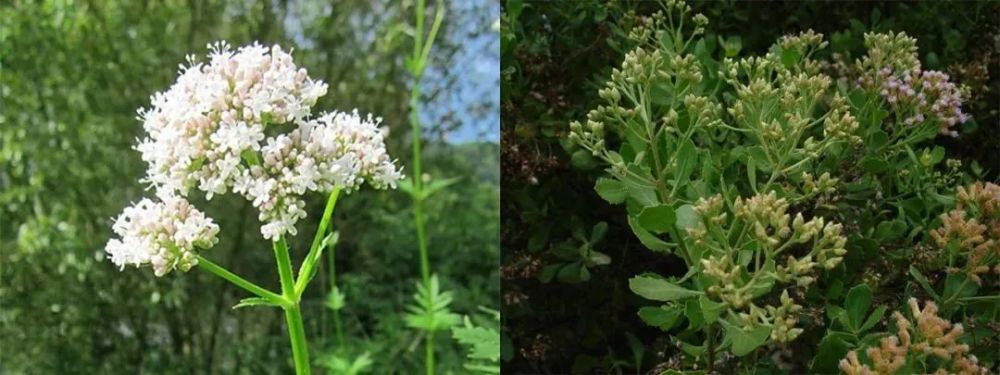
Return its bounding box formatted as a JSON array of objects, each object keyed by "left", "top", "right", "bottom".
[
  {"left": 275, "top": 237, "right": 296, "bottom": 297},
  {"left": 295, "top": 188, "right": 341, "bottom": 296},
  {"left": 196, "top": 255, "right": 288, "bottom": 307},
  {"left": 274, "top": 238, "right": 311, "bottom": 375},
  {"left": 706, "top": 323, "right": 715, "bottom": 373},
  {"left": 410, "top": 2, "right": 445, "bottom": 375},
  {"left": 284, "top": 304, "right": 311, "bottom": 375},
  {"left": 411, "top": 47, "right": 436, "bottom": 375},
  {"left": 426, "top": 334, "right": 435, "bottom": 375}
]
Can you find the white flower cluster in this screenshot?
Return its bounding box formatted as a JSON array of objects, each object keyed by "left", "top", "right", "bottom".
[
  {"left": 106, "top": 41, "right": 402, "bottom": 275},
  {"left": 237, "top": 110, "right": 402, "bottom": 239},
  {"left": 136, "top": 41, "right": 328, "bottom": 197},
  {"left": 106, "top": 195, "right": 220, "bottom": 276},
  {"left": 132, "top": 41, "right": 399, "bottom": 240}
]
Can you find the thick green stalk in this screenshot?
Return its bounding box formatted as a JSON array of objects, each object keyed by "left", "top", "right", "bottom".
[{"left": 274, "top": 237, "right": 311, "bottom": 375}]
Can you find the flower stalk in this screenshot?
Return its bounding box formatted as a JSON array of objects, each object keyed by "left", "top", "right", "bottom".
[
  {"left": 275, "top": 237, "right": 311, "bottom": 375},
  {"left": 407, "top": 1, "right": 445, "bottom": 374},
  {"left": 195, "top": 255, "right": 289, "bottom": 307}
]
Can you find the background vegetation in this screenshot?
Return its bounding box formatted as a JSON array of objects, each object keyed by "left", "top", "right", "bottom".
[
  {"left": 0, "top": 0, "right": 498, "bottom": 373},
  {"left": 500, "top": 1, "right": 997, "bottom": 373}
]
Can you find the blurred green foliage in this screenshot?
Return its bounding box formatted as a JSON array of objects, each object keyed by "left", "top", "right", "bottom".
[
  {"left": 0, "top": 0, "right": 498, "bottom": 373},
  {"left": 500, "top": 0, "right": 997, "bottom": 373}
]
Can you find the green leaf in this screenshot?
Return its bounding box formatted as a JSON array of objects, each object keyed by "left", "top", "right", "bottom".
[
  {"left": 637, "top": 204, "right": 677, "bottom": 233},
  {"left": 586, "top": 250, "right": 612, "bottom": 266},
  {"left": 423, "top": 176, "right": 461, "bottom": 199},
  {"left": 861, "top": 305, "right": 887, "bottom": 332},
  {"left": 869, "top": 130, "right": 889, "bottom": 149},
  {"left": 638, "top": 305, "right": 683, "bottom": 330},
  {"left": 326, "top": 286, "right": 346, "bottom": 311},
  {"left": 809, "top": 331, "right": 856, "bottom": 374},
  {"left": 861, "top": 157, "right": 889, "bottom": 174},
  {"left": 675, "top": 204, "right": 700, "bottom": 231},
  {"left": 844, "top": 284, "right": 872, "bottom": 332},
  {"left": 627, "top": 215, "right": 672, "bottom": 252},
  {"left": 828, "top": 305, "right": 851, "bottom": 330},
  {"left": 452, "top": 317, "right": 500, "bottom": 362},
  {"left": 629, "top": 275, "right": 702, "bottom": 301},
  {"left": 397, "top": 178, "right": 417, "bottom": 197},
  {"left": 557, "top": 261, "right": 584, "bottom": 283},
  {"left": 674, "top": 140, "right": 697, "bottom": 187},
  {"left": 868, "top": 109, "right": 889, "bottom": 128},
  {"left": 942, "top": 273, "right": 978, "bottom": 303},
  {"left": 302, "top": 231, "right": 339, "bottom": 285},
  {"left": 621, "top": 165, "right": 659, "bottom": 207},
  {"left": 909, "top": 266, "right": 940, "bottom": 301},
  {"left": 720, "top": 318, "right": 771, "bottom": 356},
  {"left": 679, "top": 340, "right": 705, "bottom": 357},
  {"left": 780, "top": 47, "right": 801, "bottom": 68},
  {"left": 232, "top": 297, "right": 279, "bottom": 309},
  {"left": 699, "top": 296, "right": 726, "bottom": 324},
  {"left": 928, "top": 146, "right": 945, "bottom": 165},
  {"left": 594, "top": 178, "right": 627, "bottom": 204},
  {"left": 570, "top": 149, "right": 598, "bottom": 170},
  {"left": 405, "top": 276, "right": 461, "bottom": 332},
  {"left": 875, "top": 220, "right": 905, "bottom": 241},
  {"left": 826, "top": 279, "right": 845, "bottom": 300},
  {"left": 538, "top": 264, "right": 560, "bottom": 283},
  {"left": 747, "top": 146, "right": 771, "bottom": 172},
  {"left": 685, "top": 298, "right": 705, "bottom": 331},
  {"left": 322, "top": 352, "right": 373, "bottom": 375},
  {"left": 721, "top": 35, "right": 742, "bottom": 57},
  {"left": 589, "top": 222, "right": 608, "bottom": 243}
]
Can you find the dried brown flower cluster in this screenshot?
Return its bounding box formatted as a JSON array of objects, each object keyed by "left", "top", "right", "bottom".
[
  {"left": 839, "top": 299, "right": 987, "bottom": 375},
  {"left": 930, "top": 182, "right": 1000, "bottom": 285}
]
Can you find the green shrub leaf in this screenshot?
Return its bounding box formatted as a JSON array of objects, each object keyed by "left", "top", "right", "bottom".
[
  {"left": 637, "top": 204, "right": 677, "bottom": 233},
  {"left": 629, "top": 275, "right": 702, "bottom": 301}
]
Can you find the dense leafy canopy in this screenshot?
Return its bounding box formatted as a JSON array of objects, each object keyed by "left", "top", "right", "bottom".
[{"left": 500, "top": 1, "right": 997, "bottom": 373}]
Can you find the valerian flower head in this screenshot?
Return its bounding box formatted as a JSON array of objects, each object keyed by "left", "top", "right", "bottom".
[
  {"left": 859, "top": 31, "right": 920, "bottom": 74},
  {"left": 778, "top": 29, "right": 826, "bottom": 54},
  {"left": 802, "top": 171, "right": 839, "bottom": 195},
  {"left": 105, "top": 195, "right": 220, "bottom": 276},
  {"left": 840, "top": 299, "right": 987, "bottom": 375},
  {"left": 236, "top": 110, "right": 402, "bottom": 239},
  {"left": 876, "top": 68, "right": 969, "bottom": 137},
  {"left": 691, "top": 13, "right": 709, "bottom": 35},
  {"left": 133, "top": 41, "right": 400, "bottom": 240},
  {"left": 823, "top": 93, "right": 862, "bottom": 144},
  {"left": 929, "top": 182, "right": 1000, "bottom": 284},
  {"left": 137, "top": 41, "right": 328, "bottom": 197},
  {"left": 734, "top": 192, "right": 792, "bottom": 246},
  {"left": 957, "top": 181, "right": 1000, "bottom": 216},
  {"left": 766, "top": 290, "right": 804, "bottom": 342}
]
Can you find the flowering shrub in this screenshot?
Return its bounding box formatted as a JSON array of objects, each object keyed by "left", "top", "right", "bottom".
[{"left": 561, "top": 0, "right": 997, "bottom": 372}]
